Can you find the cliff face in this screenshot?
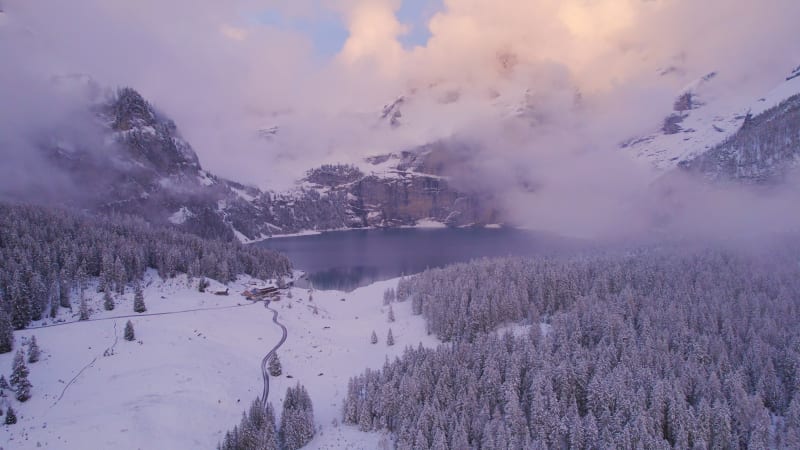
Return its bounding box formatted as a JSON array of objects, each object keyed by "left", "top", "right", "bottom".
[{"left": 349, "top": 172, "right": 497, "bottom": 228}]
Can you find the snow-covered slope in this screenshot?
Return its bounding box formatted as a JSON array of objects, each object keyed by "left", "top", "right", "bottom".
[
  {"left": 748, "top": 65, "right": 800, "bottom": 117},
  {"left": 0, "top": 272, "right": 438, "bottom": 449},
  {"left": 679, "top": 67, "right": 800, "bottom": 182},
  {"left": 623, "top": 72, "right": 749, "bottom": 169},
  {"left": 627, "top": 66, "right": 800, "bottom": 175}
]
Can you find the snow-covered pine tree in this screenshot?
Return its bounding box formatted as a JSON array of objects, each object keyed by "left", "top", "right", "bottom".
[
  {"left": 387, "top": 328, "right": 395, "bottom": 346},
  {"left": 383, "top": 288, "right": 395, "bottom": 305},
  {"left": 27, "top": 335, "right": 40, "bottom": 363},
  {"left": 198, "top": 277, "right": 209, "bottom": 293},
  {"left": 124, "top": 320, "right": 135, "bottom": 341},
  {"left": 0, "top": 375, "right": 9, "bottom": 390},
  {"left": 78, "top": 295, "right": 90, "bottom": 321},
  {"left": 242, "top": 399, "right": 279, "bottom": 450},
  {"left": 133, "top": 286, "right": 147, "bottom": 313},
  {"left": 269, "top": 354, "right": 282, "bottom": 377},
  {"left": 388, "top": 305, "right": 395, "bottom": 323},
  {"left": 0, "top": 309, "right": 13, "bottom": 353},
  {"left": 103, "top": 290, "right": 115, "bottom": 311},
  {"left": 370, "top": 330, "right": 378, "bottom": 344},
  {"left": 5, "top": 406, "right": 16, "bottom": 425},
  {"left": 29, "top": 273, "right": 46, "bottom": 321},
  {"left": 279, "top": 383, "right": 315, "bottom": 450},
  {"left": 10, "top": 349, "right": 32, "bottom": 402},
  {"left": 220, "top": 399, "right": 279, "bottom": 450},
  {"left": 261, "top": 402, "right": 280, "bottom": 450},
  {"left": 113, "top": 256, "right": 126, "bottom": 294},
  {"left": 59, "top": 270, "right": 71, "bottom": 309},
  {"left": 10, "top": 271, "right": 31, "bottom": 329}
]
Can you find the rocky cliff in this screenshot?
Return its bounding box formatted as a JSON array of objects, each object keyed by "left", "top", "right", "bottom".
[{"left": 310, "top": 154, "right": 500, "bottom": 229}]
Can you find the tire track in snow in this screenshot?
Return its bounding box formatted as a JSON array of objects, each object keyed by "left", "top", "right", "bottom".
[{"left": 260, "top": 299, "right": 288, "bottom": 409}]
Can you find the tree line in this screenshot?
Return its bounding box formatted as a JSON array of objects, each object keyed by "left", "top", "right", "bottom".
[{"left": 0, "top": 202, "right": 291, "bottom": 333}]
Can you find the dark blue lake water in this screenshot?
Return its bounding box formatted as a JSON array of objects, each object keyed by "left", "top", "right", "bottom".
[{"left": 257, "top": 227, "right": 578, "bottom": 291}]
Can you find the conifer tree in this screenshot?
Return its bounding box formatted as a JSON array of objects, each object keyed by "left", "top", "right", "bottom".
[
  {"left": 220, "top": 399, "right": 279, "bottom": 450},
  {"left": 387, "top": 328, "right": 395, "bottom": 346},
  {"left": 388, "top": 305, "right": 396, "bottom": 323},
  {"left": 279, "top": 383, "right": 315, "bottom": 450},
  {"left": 79, "top": 295, "right": 90, "bottom": 321},
  {"left": 27, "top": 336, "right": 40, "bottom": 363},
  {"left": 0, "top": 309, "right": 13, "bottom": 353},
  {"left": 113, "top": 257, "right": 126, "bottom": 294},
  {"left": 29, "top": 273, "right": 46, "bottom": 321},
  {"left": 243, "top": 399, "right": 279, "bottom": 450},
  {"left": 103, "top": 290, "right": 115, "bottom": 311},
  {"left": 4, "top": 406, "right": 16, "bottom": 425},
  {"left": 59, "top": 272, "right": 71, "bottom": 309},
  {"left": 262, "top": 402, "right": 279, "bottom": 450},
  {"left": 0, "top": 375, "right": 8, "bottom": 390},
  {"left": 383, "top": 288, "right": 395, "bottom": 305},
  {"left": 10, "top": 349, "right": 32, "bottom": 402},
  {"left": 370, "top": 330, "right": 378, "bottom": 344},
  {"left": 124, "top": 320, "right": 135, "bottom": 341},
  {"left": 11, "top": 272, "right": 31, "bottom": 330},
  {"left": 269, "top": 354, "right": 282, "bottom": 377},
  {"left": 133, "top": 286, "right": 147, "bottom": 313}
]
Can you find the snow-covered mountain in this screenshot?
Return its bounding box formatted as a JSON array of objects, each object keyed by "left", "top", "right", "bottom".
[
  {"left": 8, "top": 81, "right": 497, "bottom": 242},
  {"left": 626, "top": 66, "right": 800, "bottom": 181},
  {"left": 679, "top": 67, "right": 800, "bottom": 182},
  {"left": 372, "top": 61, "right": 800, "bottom": 188},
  {"left": 622, "top": 72, "right": 750, "bottom": 169},
  {"left": 30, "top": 85, "right": 262, "bottom": 241},
  {"left": 11, "top": 61, "right": 800, "bottom": 241},
  {"left": 373, "top": 77, "right": 575, "bottom": 135}
]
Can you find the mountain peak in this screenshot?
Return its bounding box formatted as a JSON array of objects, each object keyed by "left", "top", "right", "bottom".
[
  {"left": 101, "top": 87, "right": 200, "bottom": 173},
  {"left": 111, "top": 87, "right": 157, "bottom": 131}
]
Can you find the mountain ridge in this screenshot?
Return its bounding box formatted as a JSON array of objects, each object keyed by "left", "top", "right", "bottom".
[{"left": 10, "top": 82, "right": 498, "bottom": 242}]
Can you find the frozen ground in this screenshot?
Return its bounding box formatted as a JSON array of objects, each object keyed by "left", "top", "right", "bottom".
[{"left": 0, "top": 272, "right": 438, "bottom": 449}]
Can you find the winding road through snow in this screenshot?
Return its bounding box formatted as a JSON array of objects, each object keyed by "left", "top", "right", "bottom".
[{"left": 260, "top": 300, "right": 288, "bottom": 408}]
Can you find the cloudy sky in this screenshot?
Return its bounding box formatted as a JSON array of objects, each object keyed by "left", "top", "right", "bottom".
[{"left": 2, "top": 0, "right": 800, "bottom": 237}]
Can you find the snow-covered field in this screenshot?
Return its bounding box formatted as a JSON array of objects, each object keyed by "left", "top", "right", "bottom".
[{"left": 0, "top": 272, "right": 438, "bottom": 449}]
